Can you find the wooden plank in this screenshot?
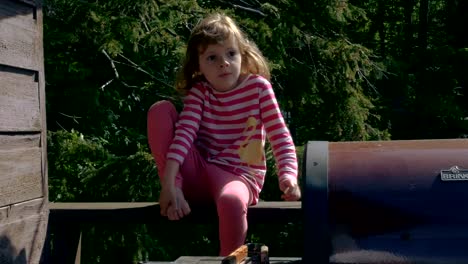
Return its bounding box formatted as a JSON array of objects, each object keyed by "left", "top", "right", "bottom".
[
  {"left": 0, "top": 135, "right": 43, "bottom": 207},
  {"left": 0, "top": 198, "right": 48, "bottom": 264},
  {"left": 48, "top": 201, "right": 302, "bottom": 224},
  {"left": 141, "top": 256, "right": 301, "bottom": 263},
  {"left": 0, "top": 69, "right": 41, "bottom": 132},
  {"left": 0, "top": 0, "right": 38, "bottom": 70},
  {"left": 0, "top": 134, "right": 40, "bottom": 149},
  {"left": 48, "top": 201, "right": 301, "bottom": 211},
  {"left": 9, "top": 197, "right": 47, "bottom": 221}
]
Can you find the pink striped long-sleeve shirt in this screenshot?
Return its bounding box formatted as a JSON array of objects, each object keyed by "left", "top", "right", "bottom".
[{"left": 167, "top": 74, "right": 298, "bottom": 201}]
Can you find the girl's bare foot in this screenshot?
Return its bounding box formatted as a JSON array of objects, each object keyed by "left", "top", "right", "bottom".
[{"left": 167, "top": 187, "right": 191, "bottom": 220}]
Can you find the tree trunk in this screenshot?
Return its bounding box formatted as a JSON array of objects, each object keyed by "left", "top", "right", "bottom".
[
  {"left": 449, "top": 0, "right": 468, "bottom": 48},
  {"left": 377, "top": 0, "right": 386, "bottom": 57},
  {"left": 402, "top": 0, "right": 414, "bottom": 58},
  {"left": 418, "top": 0, "right": 428, "bottom": 52},
  {"left": 460, "top": 1, "right": 468, "bottom": 48}
]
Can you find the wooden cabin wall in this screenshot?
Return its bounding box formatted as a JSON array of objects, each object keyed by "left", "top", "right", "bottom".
[{"left": 0, "top": 0, "right": 49, "bottom": 263}]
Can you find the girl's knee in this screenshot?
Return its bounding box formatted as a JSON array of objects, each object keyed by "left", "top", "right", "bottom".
[
  {"left": 148, "top": 100, "right": 175, "bottom": 118},
  {"left": 147, "top": 100, "right": 177, "bottom": 151},
  {"left": 217, "top": 193, "right": 248, "bottom": 216}
]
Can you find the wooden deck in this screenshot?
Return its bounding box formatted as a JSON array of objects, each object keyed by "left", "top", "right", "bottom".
[{"left": 141, "top": 256, "right": 301, "bottom": 264}]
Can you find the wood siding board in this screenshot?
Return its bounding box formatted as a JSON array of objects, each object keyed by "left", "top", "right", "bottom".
[
  {"left": 9, "top": 198, "right": 48, "bottom": 264},
  {"left": 0, "top": 74, "right": 41, "bottom": 132},
  {"left": 9, "top": 198, "right": 47, "bottom": 221},
  {"left": 0, "top": 213, "right": 48, "bottom": 264},
  {"left": 0, "top": 135, "right": 43, "bottom": 208},
  {"left": 0, "top": 0, "right": 38, "bottom": 70},
  {"left": 0, "top": 134, "right": 40, "bottom": 149}
]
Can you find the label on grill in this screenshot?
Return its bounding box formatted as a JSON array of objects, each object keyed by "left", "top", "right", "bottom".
[{"left": 440, "top": 166, "right": 468, "bottom": 181}]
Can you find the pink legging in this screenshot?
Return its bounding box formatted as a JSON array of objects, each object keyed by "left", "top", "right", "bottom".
[{"left": 147, "top": 100, "right": 253, "bottom": 256}]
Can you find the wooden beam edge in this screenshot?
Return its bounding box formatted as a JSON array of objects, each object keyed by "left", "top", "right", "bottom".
[
  {"left": 49, "top": 201, "right": 301, "bottom": 210},
  {"left": 48, "top": 201, "right": 302, "bottom": 224}
]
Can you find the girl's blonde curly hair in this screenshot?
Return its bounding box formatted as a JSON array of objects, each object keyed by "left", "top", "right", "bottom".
[{"left": 175, "top": 13, "right": 270, "bottom": 95}]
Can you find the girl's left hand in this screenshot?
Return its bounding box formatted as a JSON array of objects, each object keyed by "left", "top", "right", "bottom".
[{"left": 280, "top": 178, "right": 301, "bottom": 201}]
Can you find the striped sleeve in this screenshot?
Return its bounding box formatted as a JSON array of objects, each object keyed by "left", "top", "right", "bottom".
[
  {"left": 259, "top": 79, "right": 298, "bottom": 183},
  {"left": 167, "top": 84, "right": 204, "bottom": 165}
]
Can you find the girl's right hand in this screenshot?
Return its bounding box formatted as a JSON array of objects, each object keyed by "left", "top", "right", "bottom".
[
  {"left": 159, "top": 184, "right": 177, "bottom": 217},
  {"left": 159, "top": 184, "right": 191, "bottom": 220},
  {"left": 159, "top": 160, "right": 191, "bottom": 220}
]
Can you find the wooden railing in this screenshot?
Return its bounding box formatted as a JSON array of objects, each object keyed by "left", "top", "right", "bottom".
[
  {"left": 43, "top": 201, "right": 302, "bottom": 264},
  {"left": 41, "top": 140, "right": 326, "bottom": 264}
]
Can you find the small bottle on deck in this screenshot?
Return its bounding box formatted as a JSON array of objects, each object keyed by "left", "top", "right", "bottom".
[
  {"left": 247, "top": 243, "right": 269, "bottom": 264},
  {"left": 260, "top": 245, "right": 269, "bottom": 264}
]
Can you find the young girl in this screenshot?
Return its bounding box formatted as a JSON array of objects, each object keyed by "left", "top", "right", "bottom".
[{"left": 147, "top": 12, "right": 301, "bottom": 256}]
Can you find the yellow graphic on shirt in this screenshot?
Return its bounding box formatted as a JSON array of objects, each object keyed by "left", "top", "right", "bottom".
[{"left": 238, "top": 117, "right": 264, "bottom": 165}]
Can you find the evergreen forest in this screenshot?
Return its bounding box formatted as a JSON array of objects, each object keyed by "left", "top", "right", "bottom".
[{"left": 43, "top": 0, "right": 468, "bottom": 263}]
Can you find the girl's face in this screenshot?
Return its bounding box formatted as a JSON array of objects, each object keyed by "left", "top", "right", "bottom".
[{"left": 198, "top": 36, "right": 243, "bottom": 92}]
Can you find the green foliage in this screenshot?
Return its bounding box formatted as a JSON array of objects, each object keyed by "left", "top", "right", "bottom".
[
  {"left": 48, "top": 129, "right": 109, "bottom": 202},
  {"left": 350, "top": 0, "right": 468, "bottom": 139},
  {"left": 44, "top": 0, "right": 203, "bottom": 151},
  {"left": 48, "top": 130, "right": 158, "bottom": 202}
]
